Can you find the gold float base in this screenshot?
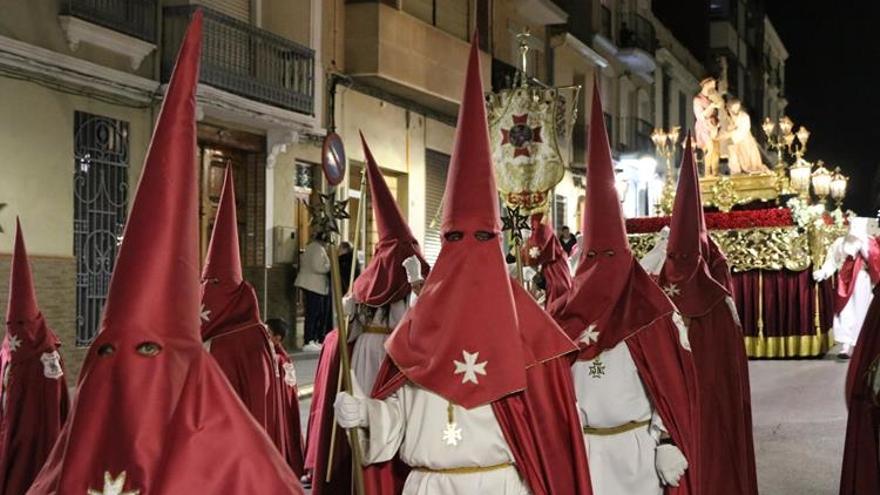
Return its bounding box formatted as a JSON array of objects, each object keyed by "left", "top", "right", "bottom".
[
  {"left": 744, "top": 331, "right": 834, "bottom": 359},
  {"left": 700, "top": 173, "right": 782, "bottom": 212}
]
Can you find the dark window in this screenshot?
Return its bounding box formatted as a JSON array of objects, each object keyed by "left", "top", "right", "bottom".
[
  {"left": 424, "top": 149, "right": 450, "bottom": 264},
  {"left": 73, "top": 112, "right": 130, "bottom": 346},
  {"left": 554, "top": 195, "right": 567, "bottom": 233}
]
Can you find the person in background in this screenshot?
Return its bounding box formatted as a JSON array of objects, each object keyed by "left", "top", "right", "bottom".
[
  {"left": 338, "top": 241, "right": 360, "bottom": 295},
  {"left": 559, "top": 225, "right": 578, "bottom": 255},
  {"left": 296, "top": 232, "right": 331, "bottom": 351},
  {"left": 266, "top": 318, "right": 306, "bottom": 480}
]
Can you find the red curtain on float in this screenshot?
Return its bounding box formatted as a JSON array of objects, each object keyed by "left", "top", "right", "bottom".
[{"left": 730, "top": 269, "right": 835, "bottom": 358}]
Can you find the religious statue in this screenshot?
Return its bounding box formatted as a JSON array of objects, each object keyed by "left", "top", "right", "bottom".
[
  {"left": 720, "top": 98, "right": 770, "bottom": 174},
  {"left": 693, "top": 77, "right": 723, "bottom": 176}
]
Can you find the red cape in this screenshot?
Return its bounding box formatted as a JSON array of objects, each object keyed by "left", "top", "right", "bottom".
[
  {"left": 523, "top": 214, "right": 572, "bottom": 309},
  {"left": 306, "top": 330, "right": 406, "bottom": 495},
  {"left": 305, "top": 330, "right": 348, "bottom": 494},
  {"left": 835, "top": 237, "right": 880, "bottom": 313},
  {"left": 368, "top": 339, "right": 591, "bottom": 495},
  {"left": 274, "top": 341, "right": 305, "bottom": 477},
  {"left": 840, "top": 283, "right": 880, "bottom": 494}
]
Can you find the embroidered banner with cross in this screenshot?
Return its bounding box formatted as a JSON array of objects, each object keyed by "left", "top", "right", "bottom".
[{"left": 488, "top": 87, "right": 566, "bottom": 213}]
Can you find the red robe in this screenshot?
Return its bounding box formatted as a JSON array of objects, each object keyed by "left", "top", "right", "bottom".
[
  {"left": 0, "top": 321, "right": 69, "bottom": 495},
  {"left": 840, "top": 284, "right": 880, "bottom": 494},
  {"left": 203, "top": 303, "right": 290, "bottom": 462},
  {"left": 305, "top": 330, "right": 349, "bottom": 494},
  {"left": 660, "top": 139, "right": 756, "bottom": 495}
]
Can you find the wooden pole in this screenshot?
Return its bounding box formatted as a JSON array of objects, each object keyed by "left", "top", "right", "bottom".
[
  {"left": 350, "top": 167, "right": 367, "bottom": 287},
  {"left": 327, "top": 241, "right": 366, "bottom": 495},
  {"left": 326, "top": 166, "right": 367, "bottom": 483}
]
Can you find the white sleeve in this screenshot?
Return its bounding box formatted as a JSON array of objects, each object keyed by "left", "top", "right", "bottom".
[
  {"left": 816, "top": 238, "right": 843, "bottom": 280},
  {"left": 361, "top": 388, "right": 407, "bottom": 464},
  {"left": 649, "top": 408, "right": 667, "bottom": 444},
  {"left": 313, "top": 245, "right": 331, "bottom": 274}
]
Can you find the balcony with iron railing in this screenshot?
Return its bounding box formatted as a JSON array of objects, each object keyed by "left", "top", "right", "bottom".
[
  {"left": 617, "top": 13, "right": 657, "bottom": 74},
  {"left": 60, "top": 0, "right": 157, "bottom": 43},
  {"left": 162, "top": 5, "right": 314, "bottom": 115}
]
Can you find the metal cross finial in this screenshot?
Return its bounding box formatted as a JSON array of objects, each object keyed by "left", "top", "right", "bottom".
[
  {"left": 308, "top": 191, "right": 350, "bottom": 243},
  {"left": 516, "top": 28, "right": 532, "bottom": 85},
  {"left": 502, "top": 206, "right": 530, "bottom": 243}
]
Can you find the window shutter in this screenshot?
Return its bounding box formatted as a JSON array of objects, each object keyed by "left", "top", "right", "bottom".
[{"left": 424, "top": 149, "right": 450, "bottom": 264}]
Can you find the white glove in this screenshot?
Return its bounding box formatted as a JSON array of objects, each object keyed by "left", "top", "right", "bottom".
[
  {"left": 812, "top": 268, "right": 830, "bottom": 282},
  {"left": 402, "top": 255, "right": 424, "bottom": 284},
  {"left": 655, "top": 443, "right": 688, "bottom": 487},
  {"left": 342, "top": 294, "right": 356, "bottom": 317},
  {"left": 334, "top": 371, "right": 368, "bottom": 429}
]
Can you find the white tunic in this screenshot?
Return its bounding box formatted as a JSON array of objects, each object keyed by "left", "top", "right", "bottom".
[
  {"left": 346, "top": 298, "right": 408, "bottom": 393},
  {"left": 573, "top": 343, "right": 665, "bottom": 495},
  {"left": 361, "top": 383, "right": 529, "bottom": 495},
  {"left": 638, "top": 227, "right": 670, "bottom": 277}
]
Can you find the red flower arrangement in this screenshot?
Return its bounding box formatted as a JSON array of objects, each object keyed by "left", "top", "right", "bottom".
[{"left": 625, "top": 208, "right": 794, "bottom": 234}]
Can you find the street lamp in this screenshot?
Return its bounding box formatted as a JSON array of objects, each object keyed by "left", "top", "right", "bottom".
[
  {"left": 789, "top": 157, "right": 812, "bottom": 199},
  {"left": 794, "top": 126, "right": 811, "bottom": 158},
  {"left": 830, "top": 167, "right": 848, "bottom": 211},
  {"left": 811, "top": 161, "right": 833, "bottom": 203},
  {"left": 652, "top": 126, "right": 680, "bottom": 216}
]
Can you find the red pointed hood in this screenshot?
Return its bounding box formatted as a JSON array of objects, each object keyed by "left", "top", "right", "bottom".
[
  {"left": 4, "top": 219, "right": 60, "bottom": 361},
  {"left": 351, "top": 134, "right": 429, "bottom": 306},
  {"left": 6, "top": 219, "right": 39, "bottom": 324},
  {"left": 523, "top": 213, "right": 572, "bottom": 308},
  {"left": 659, "top": 136, "right": 729, "bottom": 317},
  {"left": 385, "top": 36, "right": 576, "bottom": 409},
  {"left": 441, "top": 40, "right": 500, "bottom": 236},
  {"left": 200, "top": 166, "right": 262, "bottom": 340},
  {"left": 28, "top": 12, "right": 302, "bottom": 493},
  {"left": 550, "top": 81, "right": 673, "bottom": 360}
]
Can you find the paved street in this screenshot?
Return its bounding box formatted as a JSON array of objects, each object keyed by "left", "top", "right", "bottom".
[{"left": 293, "top": 350, "right": 851, "bottom": 494}]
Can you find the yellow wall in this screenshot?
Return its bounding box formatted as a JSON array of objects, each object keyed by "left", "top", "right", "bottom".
[
  {"left": 272, "top": 139, "right": 322, "bottom": 230},
  {"left": 262, "top": 0, "right": 312, "bottom": 47},
  {"left": 333, "top": 88, "right": 455, "bottom": 248},
  {"left": 0, "top": 76, "right": 152, "bottom": 256},
  {"left": 0, "top": 0, "right": 156, "bottom": 78}
]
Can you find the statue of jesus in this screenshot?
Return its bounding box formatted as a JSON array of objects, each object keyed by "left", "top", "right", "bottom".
[{"left": 720, "top": 98, "right": 770, "bottom": 174}]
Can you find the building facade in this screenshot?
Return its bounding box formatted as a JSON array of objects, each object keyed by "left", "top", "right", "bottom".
[
  {"left": 0, "top": 0, "right": 788, "bottom": 374},
  {"left": 0, "top": 0, "right": 324, "bottom": 375}
]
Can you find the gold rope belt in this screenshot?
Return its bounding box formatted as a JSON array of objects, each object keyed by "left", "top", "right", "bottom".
[
  {"left": 362, "top": 325, "right": 392, "bottom": 335},
  {"left": 583, "top": 419, "right": 651, "bottom": 436},
  {"left": 411, "top": 463, "right": 514, "bottom": 475}
]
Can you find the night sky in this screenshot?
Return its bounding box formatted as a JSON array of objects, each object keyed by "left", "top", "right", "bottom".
[{"left": 766, "top": 2, "right": 880, "bottom": 216}]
